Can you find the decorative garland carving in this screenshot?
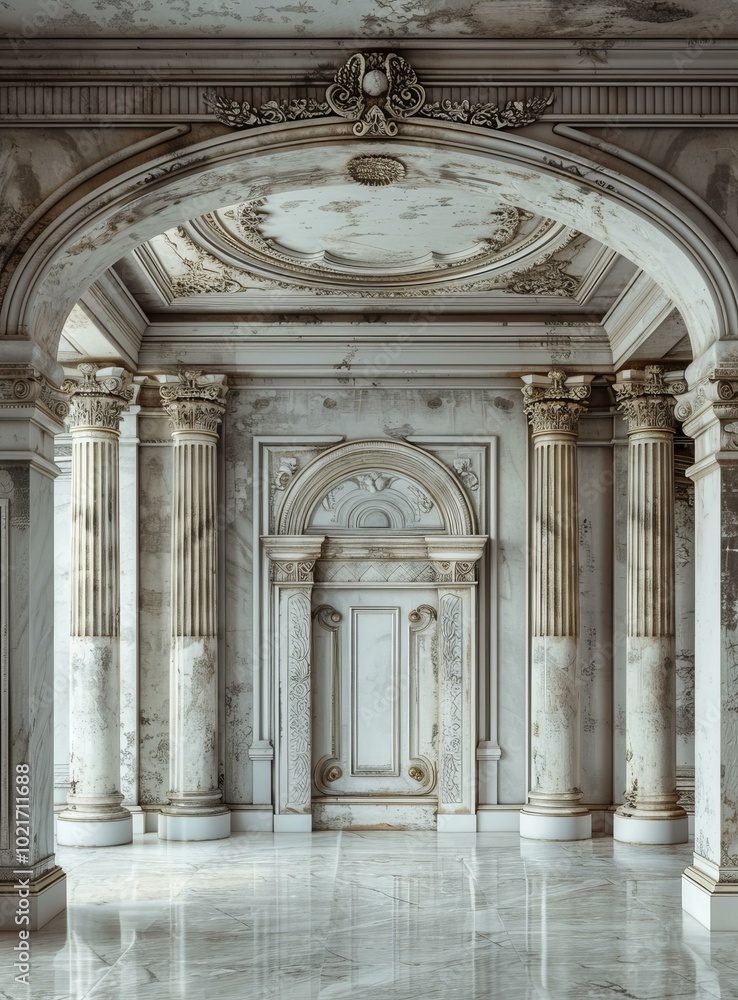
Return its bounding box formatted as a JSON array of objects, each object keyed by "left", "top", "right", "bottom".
[
  {"left": 205, "top": 51, "right": 553, "bottom": 137},
  {"left": 203, "top": 93, "right": 330, "bottom": 130},
  {"left": 417, "top": 92, "right": 554, "bottom": 130},
  {"left": 614, "top": 365, "right": 686, "bottom": 432},
  {"left": 522, "top": 368, "right": 591, "bottom": 435},
  {"left": 160, "top": 369, "right": 227, "bottom": 434},
  {"left": 62, "top": 362, "right": 133, "bottom": 431}
]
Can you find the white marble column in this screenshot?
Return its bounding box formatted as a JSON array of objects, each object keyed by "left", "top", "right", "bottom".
[
  {"left": 158, "top": 371, "right": 230, "bottom": 842},
  {"left": 0, "top": 366, "right": 68, "bottom": 928},
  {"left": 520, "top": 370, "right": 593, "bottom": 841},
  {"left": 57, "top": 363, "right": 133, "bottom": 848},
  {"left": 676, "top": 365, "right": 738, "bottom": 929},
  {"left": 263, "top": 535, "right": 325, "bottom": 833},
  {"left": 613, "top": 366, "right": 688, "bottom": 845}
]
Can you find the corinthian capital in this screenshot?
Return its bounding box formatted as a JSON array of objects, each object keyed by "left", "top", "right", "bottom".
[
  {"left": 61, "top": 362, "right": 133, "bottom": 431},
  {"left": 160, "top": 370, "right": 228, "bottom": 434},
  {"left": 521, "top": 369, "right": 593, "bottom": 434},
  {"left": 614, "top": 366, "right": 686, "bottom": 433}
]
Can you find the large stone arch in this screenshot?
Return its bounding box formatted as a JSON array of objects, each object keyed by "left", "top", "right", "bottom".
[{"left": 1, "top": 119, "right": 737, "bottom": 377}]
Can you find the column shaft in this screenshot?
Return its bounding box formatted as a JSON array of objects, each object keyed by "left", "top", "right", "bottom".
[
  {"left": 520, "top": 369, "right": 592, "bottom": 841},
  {"left": 57, "top": 363, "right": 133, "bottom": 848},
  {"left": 614, "top": 367, "right": 687, "bottom": 845}
]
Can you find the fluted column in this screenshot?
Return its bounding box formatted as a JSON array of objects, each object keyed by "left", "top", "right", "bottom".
[
  {"left": 613, "top": 366, "right": 688, "bottom": 845},
  {"left": 158, "top": 371, "right": 230, "bottom": 842},
  {"left": 57, "top": 363, "right": 133, "bottom": 847},
  {"left": 520, "top": 369, "right": 593, "bottom": 841}
]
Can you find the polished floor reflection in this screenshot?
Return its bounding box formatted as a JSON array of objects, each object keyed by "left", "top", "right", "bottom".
[{"left": 1, "top": 831, "right": 738, "bottom": 999}]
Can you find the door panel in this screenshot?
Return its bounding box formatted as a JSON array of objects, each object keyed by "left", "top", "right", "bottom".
[{"left": 312, "top": 586, "right": 438, "bottom": 797}]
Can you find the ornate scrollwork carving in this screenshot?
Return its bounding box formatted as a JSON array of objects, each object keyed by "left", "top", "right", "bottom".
[
  {"left": 522, "top": 369, "right": 591, "bottom": 435},
  {"left": 273, "top": 456, "right": 298, "bottom": 491},
  {"left": 313, "top": 754, "right": 345, "bottom": 795},
  {"left": 0, "top": 367, "right": 69, "bottom": 422},
  {"left": 61, "top": 362, "right": 133, "bottom": 431},
  {"left": 206, "top": 52, "right": 553, "bottom": 138},
  {"left": 271, "top": 560, "right": 317, "bottom": 584},
  {"left": 160, "top": 369, "right": 227, "bottom": 434},
  {"left": 433, "top": 561, "right": 476, "bottom": 584},
  {"left": 326, "top": 52, "right": 425, "bottom": 137},
  {"left": 506, "top": 258, "right": 580, "bottom": 297},
  {"left": 408, "top": 604, "right": 437, "bottom": 628}
]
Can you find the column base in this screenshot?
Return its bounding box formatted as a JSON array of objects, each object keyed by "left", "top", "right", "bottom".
[
  {"left": 0, "top": 868, "right": 67, "bottom": 933},
  {"left": 158, "top": 810, "right": 231, "bottom": 842},
  {"left": 614, "top": 811, "right": 688, "bottom": 845},
  {"left": 273, "top": 813, "right": 312, "bottom": 833},
  {"left": 56, "top": 812, "right": 132, "bottom": 847},
  {"left": 520, "top": 810, "right": 592, "bottom": 841},
  {"left": 437, "top": 814, "right": 477, "bottom": 833},
  {"left": 682, "top": 867, "right": 738, "bottom": 930}
]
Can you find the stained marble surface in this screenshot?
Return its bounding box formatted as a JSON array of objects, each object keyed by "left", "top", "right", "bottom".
[{"left": 1, "top": 832, "right": 737, "bottom": 999}]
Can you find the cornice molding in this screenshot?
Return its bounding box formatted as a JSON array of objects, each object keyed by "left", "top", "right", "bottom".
[{"left": 4, "top": 38, "right": 738, "bottom": 81}]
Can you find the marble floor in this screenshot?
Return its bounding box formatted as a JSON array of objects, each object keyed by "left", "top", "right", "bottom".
[{"left": 1, "top": 832, "right": 738, "bottom": 999}]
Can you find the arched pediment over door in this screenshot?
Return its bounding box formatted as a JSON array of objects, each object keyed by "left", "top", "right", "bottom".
[
  {"left": 276, "top": 439, "right": 477, "bottom": 537},
  {"left": 263, "top": 438, "right": 486, "bottom": 833}
]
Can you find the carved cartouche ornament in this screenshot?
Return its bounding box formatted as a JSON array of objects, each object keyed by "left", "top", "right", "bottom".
[
  {"left": 160, "top": 369, "right": 227, "bottom": 434},
  {"left": 521, "top": 369, "right": 591, "bottom": 434},
  {"left": 205, "top": 51, "right": 553, "bottom": 138},
  {"left": 61, "top": 362, "right": 133, "bottom": 431},
  {"left": 614, "top": 365, "right": 686, "bottom": 432}
]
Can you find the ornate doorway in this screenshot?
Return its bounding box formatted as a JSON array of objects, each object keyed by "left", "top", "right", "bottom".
[{"left": 263, "top": 439, "right": 486, "bottom": 831}]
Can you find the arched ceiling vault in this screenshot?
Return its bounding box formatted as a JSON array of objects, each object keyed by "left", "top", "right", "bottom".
[{"left": 4, "top": 122, "right": 732, "bottom": 379}]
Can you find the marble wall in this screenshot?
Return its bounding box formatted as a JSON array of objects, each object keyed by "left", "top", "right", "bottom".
[{"left": 137, "top": 417, "right": 171, "bottom": 807}]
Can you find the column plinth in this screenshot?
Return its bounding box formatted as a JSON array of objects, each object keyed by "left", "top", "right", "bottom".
[
  {"left": 57, "top": 363, "right": 133, "bottom": 848},
  {"left": 613, "top": 367, "right": 687, "bottom": 846},
  {"left": 520, "top": 370, "right": 593, "bottom": 841},
  {"left": 158, "top": 372, "right": 230, "bottom": 843}
]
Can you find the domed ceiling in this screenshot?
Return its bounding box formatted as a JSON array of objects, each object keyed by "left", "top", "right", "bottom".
[{"left": 119, "top": 148, "right": 629, "bottom": 311}]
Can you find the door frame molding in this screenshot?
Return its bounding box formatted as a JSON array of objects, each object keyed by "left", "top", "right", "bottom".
[{"left": 262, "top": 438, "right": 486, "bottom": 832}]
